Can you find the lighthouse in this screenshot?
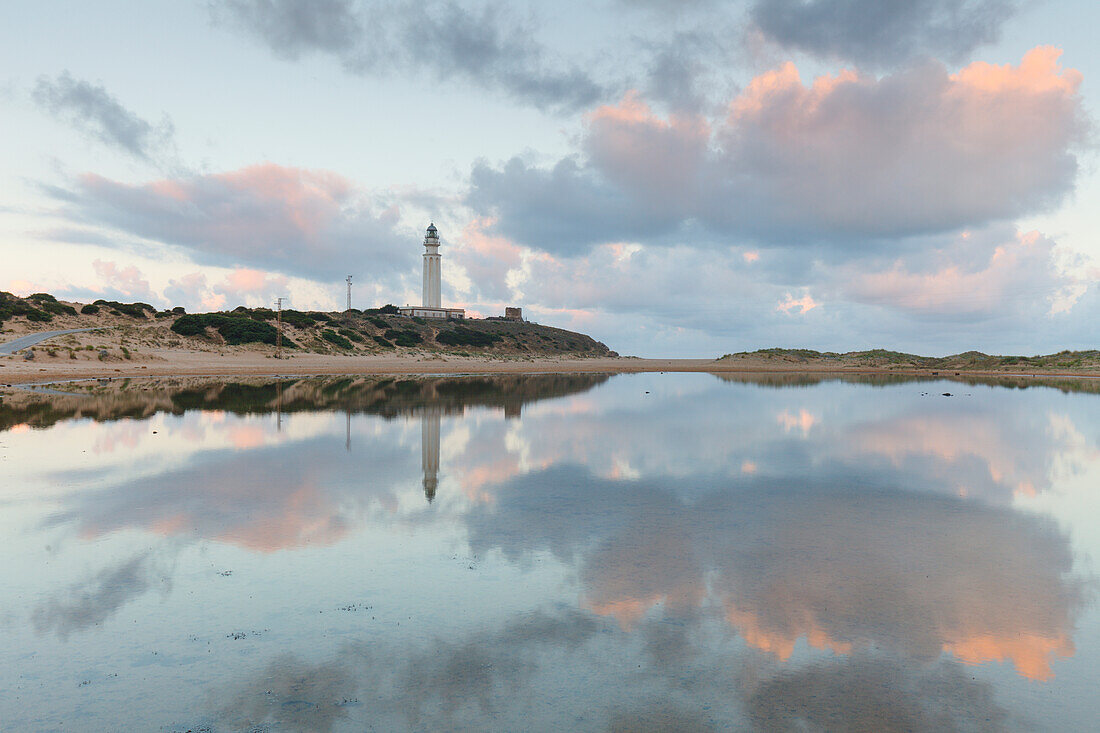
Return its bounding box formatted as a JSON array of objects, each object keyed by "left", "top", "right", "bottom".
[
  {"left": 398, "top": 223, "right": 465, "bottom": 320},
  {"left": 422, "top": 223, "right": 441, "bottom": 308}
]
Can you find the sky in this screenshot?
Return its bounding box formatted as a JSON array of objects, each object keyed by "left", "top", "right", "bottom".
[{"left": 1, "top": 0, "right": 1098, "bottom": 357}]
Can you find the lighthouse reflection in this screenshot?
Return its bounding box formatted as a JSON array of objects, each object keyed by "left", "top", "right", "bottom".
[{"left": 421, "top": 406, "right": 440, "bottom": 502}]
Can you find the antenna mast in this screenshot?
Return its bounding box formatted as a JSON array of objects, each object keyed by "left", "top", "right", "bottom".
[
  {"left": 346, "top": 275, "right": 353, "bottom": 312},
  {"left": 274, "top": 297, "right": 285, "bottom": 359}
]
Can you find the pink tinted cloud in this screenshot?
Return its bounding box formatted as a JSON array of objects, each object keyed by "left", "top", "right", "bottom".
[
  {"left": 777, "top": 293, "right": 818, "bottom": 315},
  {"left": 70, "top": 163, "right": 405, "bottom": 281},
  {"left": 92, "top": 259, "right": 157, "bottom": 301},
  {"left": 450, "top": 216, "right": 524, "bottom": 302},
  {"left": 488, "top": 47, "right": 1087, "bottom": 253},
  {"left": 846, "top": 230, "right": 1067, "bottom": 316},
  {"left": 585, "top": 91, "right": 710, "bottom": 208},
  {"left": 717, "top": 47, "right": 1085, "bottom": 235}
]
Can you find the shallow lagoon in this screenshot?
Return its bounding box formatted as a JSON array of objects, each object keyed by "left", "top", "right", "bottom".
[{"left": 1, "top": 372, "right": 1098, "bottom": 731}]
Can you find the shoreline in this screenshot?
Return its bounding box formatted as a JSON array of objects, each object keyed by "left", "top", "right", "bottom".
[{"left": 4, "top": 351, "right": 1100, "bottom": 386}]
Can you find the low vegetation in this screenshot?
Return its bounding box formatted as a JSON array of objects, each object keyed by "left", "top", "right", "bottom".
[
  {"left": 2, "top": 291, "right": 613, "bottom": 358},
  {"left": 171, "top": 313, "right": 295, "bottom": 347},
  {"left": 718, "top": 348, "right": 1100, "bottom": 371}
]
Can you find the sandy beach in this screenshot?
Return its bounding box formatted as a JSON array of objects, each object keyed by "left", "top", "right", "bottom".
[{"left": 3, "top": 348, "right": 1099, "bottom": 386}]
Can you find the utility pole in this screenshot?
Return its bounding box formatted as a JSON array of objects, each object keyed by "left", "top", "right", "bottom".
[
  {"left": 274, "top": 297, "right": 285, "bottom": 359},
  {"left": 346, "top": 275, "right": 353, "bottom": 312}
]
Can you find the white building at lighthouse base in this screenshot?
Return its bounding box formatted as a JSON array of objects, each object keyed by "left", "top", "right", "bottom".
[{"left": 398, "top": 305, "right": 465, "bottom": 319}]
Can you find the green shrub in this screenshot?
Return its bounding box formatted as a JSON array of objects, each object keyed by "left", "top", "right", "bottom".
[
  {"left": 384, "top": 328, "right": 422, "bottom": 347},
  {"left": 338, "top": 327, "right": 365, "bottom": 343},
  {"left": 372, "top": 335, "right": 394, "bottom": 348},
  {"left": 28, "top": 293, "right": 57, "bottom": 302},
  {"left": 26, "top": 309, "right": 52, "bottom": 322},
  {"left": 321, "top": 329, "right": 353, "bottom": 349},
  {"left": 171, "top": 314, "right": 294, "bottom": 347},
  {"left": 80, "top": 304, "right": 100, "bottom": 315},
  {"left": 279, "top": 310, "right": 316, "bottom": 329},
  {"left": 308, "top": 312, "right": 333, "bottom": 323},
  {"left": 411, "top": 316, "right": 426, "bottom": 325},
  {"left": 368, "top": 316, "right": 389, "bottom": 329},
  {"left": 93, "top": 300, "right": 153, "bottom": 318},
  {"left": 436, "top": 327, "right": 503, "bottom": 347}
]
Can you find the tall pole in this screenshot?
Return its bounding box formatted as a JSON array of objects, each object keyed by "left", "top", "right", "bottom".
[
  {"left": 346, "top": 275, "right": 353, "bottom": 312},
  {"left": 274, "top": 297, "right": 285, "bottom": 359}
]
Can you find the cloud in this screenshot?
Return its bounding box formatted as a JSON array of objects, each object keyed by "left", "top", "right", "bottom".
[
  {"left": 749, "top": 0, "right": 1023, "bottom": 67},
  {"left": 53, "top": 163, "right": 411, "bottom": 281},
  {"left": 91, "top": 259, "right": 158, "bottom": 303},
  {"left": 465, "top": 465, "right": 1087, "bottom": 680},
  {"left": 844, "top": 229, "right": 1073, "bottom": 318},
  {"left": 33, "top": 553, "right": 154, "bottom": 639},
  {"left": 744, "top": 655, "right": 1007, "bottom": 731},
  {"left": 777, "top": 292, "right": 819, "bottom": 315},
  {"left": 32, "top": 72, "right": 175, "bottom": 164},
  {"left": 210, "top": 0, "right": 607, "bottom": 113},
  {"left": 469, "top": 48, "right": 1087, "bottom": 255}
]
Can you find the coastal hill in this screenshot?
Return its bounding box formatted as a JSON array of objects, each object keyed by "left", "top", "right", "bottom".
[
  {"left": 720, "top": 348, "right": 1100, "bottom": 373},
  {"left": 0, "top": 291, "right": 616, "bottom": 362}
]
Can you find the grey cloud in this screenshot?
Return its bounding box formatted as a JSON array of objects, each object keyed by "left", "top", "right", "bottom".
[
  {"left": 211, "top": 0, "right": 362, "bottom": 59},
  {"left": 219, "top": 653, "right": 359, "bottom": 733},
  {"left": 211, "top": 0, "right": 607, "bottom": 113},
  {"left": 745, "top": 655, "right": 1008, "bottom": 732},
  {"left": 468, "top": 156, "right": 684, "bottom": 256},
  {"left": 202, "top": 607, "right": 616, "bottom": 730},
  {"left": 32, "top": 72, "right": 175, "bottom": 164},
  {"left": 750, "top": 0, "right": 1022, "bottom": 67},
  {"left": 33, "top": 553, "right": 154, "bottom": 639}
]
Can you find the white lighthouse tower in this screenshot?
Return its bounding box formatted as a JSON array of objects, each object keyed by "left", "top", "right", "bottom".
[
  {"left": 422, "top": 223, "right": 441, "bottom": 308},
  {"left": 398, "top": 223, "right": 465, "bottom": 320}
]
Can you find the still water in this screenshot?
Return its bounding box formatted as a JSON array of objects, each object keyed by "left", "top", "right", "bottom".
[{"left": 1, "top": 372, "right": 1098, "bottom": 731}]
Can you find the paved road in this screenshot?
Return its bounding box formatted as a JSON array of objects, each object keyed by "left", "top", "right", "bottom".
[{"left": 0, "top": 328, "right": 96, "bottom": 355}]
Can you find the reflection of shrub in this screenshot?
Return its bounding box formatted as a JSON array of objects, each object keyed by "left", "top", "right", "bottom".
[
  {"left": 321, "top": 329, "right": 353, "bottom": 349},
  {"left": 436, "top": 327, "right": 503, "bottom": 347}
]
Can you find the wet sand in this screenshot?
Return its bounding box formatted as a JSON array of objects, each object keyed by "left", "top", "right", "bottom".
[{"left": 2, "top": 348, "right": 1099, "bottom": 385}]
